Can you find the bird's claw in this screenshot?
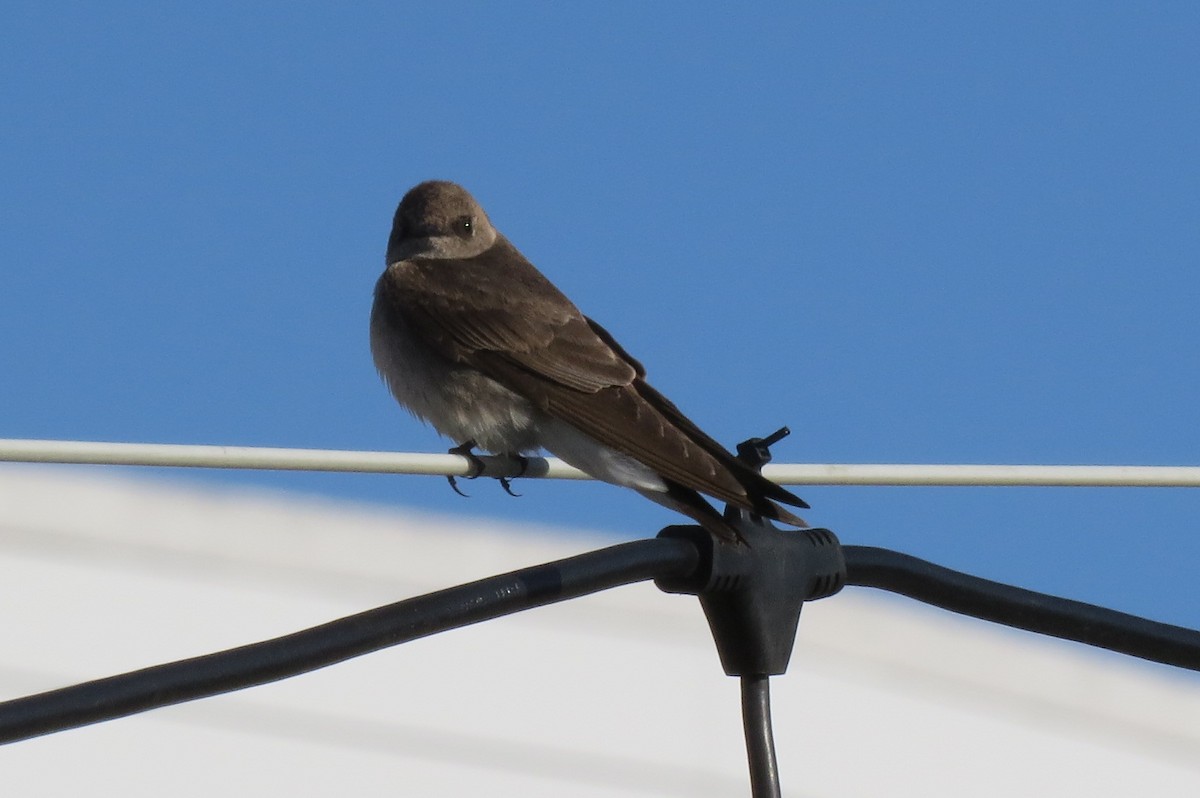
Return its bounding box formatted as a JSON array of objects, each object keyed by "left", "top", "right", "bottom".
[
  {"left": 498, "top": 454, "right": 529, "bottom": 497},
  {"left": 446, "top": 444, "right": 528, "bottom": 498},
  {"left": 447, "top": 440, "right": 485, "bottom": 497}
]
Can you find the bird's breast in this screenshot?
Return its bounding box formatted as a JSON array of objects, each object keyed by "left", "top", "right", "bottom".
[{"left": 369, "top": 282, "right": 541, "bottom": 453}]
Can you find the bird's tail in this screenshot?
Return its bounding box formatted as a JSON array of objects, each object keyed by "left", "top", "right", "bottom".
[
  {"left": 755, "top": 499, "right": 808, "bottom": 530},
  {"left": 637, "top": 483, "right": 808, "bottom": 543},
  {"left": 635, "top": 485, "right": 744, "bottom": 542}
]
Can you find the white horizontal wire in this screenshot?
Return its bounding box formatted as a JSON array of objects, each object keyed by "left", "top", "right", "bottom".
[
  {"left": 0, "top": 439, "right": 583, "bottom": 479},
  {"left": 764, "top": 463, "right": 1200, "bottom": 487},
  {"left": 2, "top": 439, "right": 1200, "bottom": 487}
]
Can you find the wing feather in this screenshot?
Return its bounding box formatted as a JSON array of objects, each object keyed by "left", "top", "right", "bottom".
[{"left": 377, "top": 237, "right": 806, "bottom": 516}]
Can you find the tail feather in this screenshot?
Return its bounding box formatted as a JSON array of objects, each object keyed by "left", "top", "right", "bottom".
[
  {"left": 754, "top": 498, "right": 808, "bottom": 529},
  {"left": 635, "top": 484, "right": 743, "bottom": 542},
  {"left": 637, "top": 482, "right": 808, "bottom": 543},
  {"left": 739, "top": 467, "right": 810, "bottom": 510}
]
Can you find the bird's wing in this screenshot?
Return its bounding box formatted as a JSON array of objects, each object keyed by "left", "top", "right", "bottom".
[
  {"left": 380, "top": 244, "right": 802, "bottom": 512},
  {"left": 382, "top": 241, "right": 638, "bottom": 391}
]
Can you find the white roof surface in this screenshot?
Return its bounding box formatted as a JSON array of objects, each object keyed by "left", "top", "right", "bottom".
[{"left": 0, "top": 465, "right": 1197, "bottom": 797}]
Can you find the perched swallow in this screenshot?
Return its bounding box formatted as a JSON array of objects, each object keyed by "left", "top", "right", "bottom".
[{"left": 370, "top": 181, "right": 808, "bottom": 540}]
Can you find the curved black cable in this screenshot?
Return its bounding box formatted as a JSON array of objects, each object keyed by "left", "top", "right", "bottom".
[
  {"left": 740, "top": 675, "right": 781, "bottom": 798},
  {"left": 0, "top": 537, "right": 699, "bottom": 745},
  {"left": 5, "top": 532, "right": 1199, "bottom": 756},
  {"left": 842, "top": 545, "right": 1200, "bottom": 671}
]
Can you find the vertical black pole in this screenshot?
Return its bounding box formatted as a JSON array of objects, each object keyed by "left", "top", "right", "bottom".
[{"left": 741, "top": 674, "right": 782, "bottom": 798}]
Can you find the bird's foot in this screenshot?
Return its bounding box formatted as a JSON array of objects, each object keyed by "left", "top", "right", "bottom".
[
  {"left": 498, "top": 454, "right": 529, "bottom": 497},
  {"left": 446, "top": 440, "right": 484, "bottom": 497}
]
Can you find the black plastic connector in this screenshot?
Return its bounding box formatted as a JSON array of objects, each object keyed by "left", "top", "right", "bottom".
[
  {"left": 655, "top": 521, "right": 843, "bottom": 675},
  {"left": 655, "top": 427, "right": 845, "bottom": 676},
  {"left": 735, "top": 426, "right": 793, "bottom": 472}
]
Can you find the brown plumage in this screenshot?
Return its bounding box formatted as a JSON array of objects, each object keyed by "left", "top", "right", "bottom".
[{"left": 371, "top": 181, "right": 808, "bottom": 540}]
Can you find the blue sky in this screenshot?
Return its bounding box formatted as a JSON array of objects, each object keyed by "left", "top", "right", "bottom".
[{"left": 3, "top": 3, "right": 1199, "bottom": 640}]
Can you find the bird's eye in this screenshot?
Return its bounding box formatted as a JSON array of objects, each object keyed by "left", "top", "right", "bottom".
[{"left": 454, "top": 216, "right": 475, "bottom": 238}]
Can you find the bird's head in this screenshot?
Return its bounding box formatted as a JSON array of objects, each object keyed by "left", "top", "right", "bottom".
[{"left": 387, "top": 181, "right": 498, "bottom": 264}]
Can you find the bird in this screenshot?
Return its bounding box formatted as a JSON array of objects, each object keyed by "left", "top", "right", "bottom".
[{"left": 370, "top": 180, "right": 809, "bottom": 541}]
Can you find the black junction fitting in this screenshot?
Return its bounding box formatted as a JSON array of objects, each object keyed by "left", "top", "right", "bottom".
[{"left": 655, "top": 523, "right": 845, "bottom": 676}]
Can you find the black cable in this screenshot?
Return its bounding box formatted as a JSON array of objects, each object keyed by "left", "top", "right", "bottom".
[
  {"left": 6, "top": 530, "right": 1200, "bottom": 760},
  {"left": 740, "top": 674, "right": 782, "bottom": 798},
  {"left": 0, "top": 537, "right": 698, "bottom": 745},
  {"left": 842, "top": 545, "right": 1200, "bottom": 671}
]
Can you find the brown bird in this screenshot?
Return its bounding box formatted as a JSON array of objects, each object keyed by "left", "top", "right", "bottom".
[{"left": 370, "top": 181, "right": 808, "bottom": 540}]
